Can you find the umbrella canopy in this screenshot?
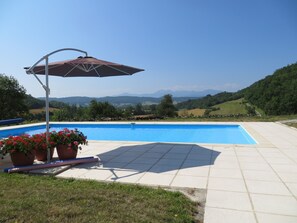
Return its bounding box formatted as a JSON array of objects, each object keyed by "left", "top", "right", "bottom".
[
  {"left": 24, "top": 48, "right": 144, "bottom": 163},
  {"left": 25, "top": 56, "right": 144, "bottom": 77}
]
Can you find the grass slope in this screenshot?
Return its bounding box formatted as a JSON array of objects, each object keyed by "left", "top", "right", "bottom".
[
  {"left": 0, "top": 174, "right": 197, "bottom": 223},
  {"left": 29, "top": 107, "right": 59, "bottom": 114},
  {"left": 210, "top": 99, "right": 248, "bottom": 115},
  {"left": 178, "top": 108, "right": 206, "bottom": 117}
]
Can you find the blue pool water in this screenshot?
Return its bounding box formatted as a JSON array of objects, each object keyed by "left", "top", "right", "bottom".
[{"left": 0, "top": 123, "right": 256, "bottom": 145}]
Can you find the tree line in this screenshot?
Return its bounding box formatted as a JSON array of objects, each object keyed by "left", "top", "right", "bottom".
[
  {"left": 50, "top": 94, "right": 177, "bottom": 121},
  {"left": 0, "top": 73, "right": 177, "bottom": 121}
]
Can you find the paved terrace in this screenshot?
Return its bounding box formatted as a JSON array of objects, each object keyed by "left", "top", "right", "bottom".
[{"left": 1, "top": 122, "right": 297, "bottom": 223}]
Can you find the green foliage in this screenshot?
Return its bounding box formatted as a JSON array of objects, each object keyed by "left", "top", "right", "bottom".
[
  {"left": 0, "top": 74, "right": 28, "bottom": 119},
  {"left": 157, "top": 94, "right": 177, "bottom": 117},
  {"left": 243, "top": 62, "right": 297, "bottom": 115},
  {"left": 88, "top": 100, "right": 119, "bottom": 120},
  {"left": 49, "top": 100, "right": 68, "bottom": 108},
  {"left": 134, "top": 103, "right": 145, "bottom": 115},
  {"left": 52, "top": 106, "right": 89, "bottom": 121},
  {"left": 210, "top": 99, "right": 248, "bottom": 115},
  {"left": 177, "top": 92, "right": 242, "bottom": 110},
  {"left": 177, "top": 62, "right": 297, "bottom": 116},
  {"left": 24, "top": 94, "right": 44, "bottom": 109}
]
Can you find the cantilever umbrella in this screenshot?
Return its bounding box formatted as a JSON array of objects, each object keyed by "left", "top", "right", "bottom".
[{"left": 25, "top": 48, "right": 144, "bottom": 162}]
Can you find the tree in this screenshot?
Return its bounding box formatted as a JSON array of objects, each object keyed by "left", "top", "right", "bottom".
[
  {"left": 134, "top": 103, "right": 145, "bottom": 115},
  {"left": 88, "top": 100, "right": 119, "bottom": 120},
  {"left": 157, "top": 94, "right": 177, "bottom": 117},
  {"left": 0, "top": 74, "right": 28, "bottom": 119}
]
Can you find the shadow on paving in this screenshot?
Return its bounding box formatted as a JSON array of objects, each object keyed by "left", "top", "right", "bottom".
[{"left": 75, "top": 143, "right": 221, "bottom": 181}]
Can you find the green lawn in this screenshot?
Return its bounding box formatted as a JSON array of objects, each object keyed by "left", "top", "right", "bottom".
[
  {"left": 210, "top": 99, "right": 248, "bottom": 115},
  {"left": 0, "top": 174, "right": 197, "bottom": 223},
  {"left": 286, "top": 122, "right": 297, "bottom": 129}
]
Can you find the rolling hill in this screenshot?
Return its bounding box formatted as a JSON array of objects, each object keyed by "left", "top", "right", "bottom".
[{"left": 177, "top": 62, "right": 297, "bottom": 116}]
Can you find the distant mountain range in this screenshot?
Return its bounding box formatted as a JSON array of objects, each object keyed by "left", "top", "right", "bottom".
[
  {"left": 119, "top": 89, "right": 221, "bottom": 97},
  {"left": 38, "top": 89, "right": 221, "bottom": 107}
]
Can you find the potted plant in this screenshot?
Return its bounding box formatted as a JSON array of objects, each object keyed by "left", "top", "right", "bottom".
[
  {"left": 0, "top": 135, "right": 35, "bottom": 166},
  {"left": 32, "top": 133, "right": 56, "bottom": 161},
  {"left": 51, "top": 128, "right": 87, "bottom": 160}
]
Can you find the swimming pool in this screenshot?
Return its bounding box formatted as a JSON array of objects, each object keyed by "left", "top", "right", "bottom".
[{"left": 0, "top": 123, "right": 256, "bottom": 145}]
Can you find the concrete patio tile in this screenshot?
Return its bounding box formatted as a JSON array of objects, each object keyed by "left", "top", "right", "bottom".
[
  {"left": 173, "top": 144, "right": 193, "bottom": 149},
  {"left": 109, "top": 155, "right": 138, "bottom": 163},
  {"left": 95, "top": 155, "right": 116, "bottom": 162},
  {"left": 258, "top": 151, "right": 288, "bottom": 159},
  {"left": 208, "top": 178, "right": 247, "bottom": 192},
  {"left": 211, "top": 147, "right": 236, "bottom": 155},
  {"left": 237, "top": 156, "right": 266, "bottom": 163},
  {"left": 121, "top": 150, "right": 146, "bottom": 156},
  {"left": 236, "top": 151, "right": 261, "bottom": 157},
  {"left": 242, "top": 170, "right": 281, "bottom": 182},
  {"left": 251, "top": 194, "right": 297, "bottom": 216},
  {"left": 102, "top": 161, "right": 127, "bottom": 169},
  {"left": 177, "top": 166, "right": 210, "bottom": 177},
  {"left": 123, "top": 163, "right": 153, "bottom": 172},
  {"left": 246, "top": 180, "right": 291, "bottom": 195},
  {"left": 206, "top": 190, "right": 252, "bottom": 211},
  {"left": 171, "top": 175, "right": 207, "bottom": 188},
  {"left": 213, "top": 155, "right": 238, "bottom": 162},
  {"left": 204, "top": 207, "right": 256, "bottom": 223},
  {"left": 162, "top": 152, "right": 188, "bottom": 160},
  {"left": 79, "top": 169, "right": 113, "bottom": 181},
  {"left": 187, "top": 153, "right": 212, "bottom": 161},
  {"left": 209, "top": 168, "right": 243, "bottom": 179},
  {"left": 149, "top": 145, "right": 173, "bottom": 153},
  {"left": 131, "top": 157, "right": 160, "bottom": 165},
  {"left": 106, "top": 170, "right": 145, "bottom": 183},
  {"left": 155, "top": 158, "right": 184, "bottom": 167},
  {"left": 264, "top": 157, "right": 295, "bottom": 165},
  {"left": 211, "top": 161, "right": 240, "bottom": 169},
  {"left": 256, "top": 213, "right": 297, "bottom": 223},
  {"left": 138, "top": 152, "right": 164, "bottom": 159},
  {"left": 182, "top": 159, "right": 212, "bottom": 167},
  {"left": 271, "top": 164, "right": 297, "bottom": 174},
  {"left": 285, "top": 183, "right": 297, "bottom": 196},
  {"left": 137, "top": 173, "right": 175, "bottom": 186},
  {"left": 278, "top": 172, "right": 297, "bottom": 183},
  {"left": 240, "top": 162, "right": 272, "bottom": 171},
  {"left": 169, "top": 147, "right": 192, "bottom": 154},
  {"left": 149, "top": 164, "right": 179, "bottom": 175}
]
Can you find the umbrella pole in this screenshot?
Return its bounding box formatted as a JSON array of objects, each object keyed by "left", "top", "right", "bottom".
[{"left": 45, "top": 57, "right": 50, "bottom": 163}]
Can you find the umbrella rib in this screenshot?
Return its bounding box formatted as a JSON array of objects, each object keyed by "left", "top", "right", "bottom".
[
  {"left": 105, "top": 65, "right": 132, "bottom": 75},
  {"left": 94, "top": 68, "right": 101, "bottom": 77},
  {"left": 64, "top": 63, "right": 81, "bottom": 77}
]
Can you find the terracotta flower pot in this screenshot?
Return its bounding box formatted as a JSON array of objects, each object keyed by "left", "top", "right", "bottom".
[
  {"left": 35, "top": 147, "right": 55, "bottom": 161},
  {"left": 56, "top": 144, "right": 78, "bottom": 160},
  {"left": 10, "top": 151, "right": 35, "bottom": 166}
]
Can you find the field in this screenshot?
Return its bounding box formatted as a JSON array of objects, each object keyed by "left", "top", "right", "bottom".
[
  {"left": 178, "top": 108, "right": 206, "bottom": 117},
  {"left": 210, "top": 98, "right": 248, "bottom": 115},
  {"left": 286, "top": 122, "right": 297, "bottom": 129},
  {"left": 29, "top": 107, "right": 59, "bottom": 114},
  {"left": 0, "top": 173, "right": 197, "bottom": 223}
]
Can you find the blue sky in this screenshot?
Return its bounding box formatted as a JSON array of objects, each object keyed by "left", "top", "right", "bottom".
[{"left": 0, "top": 0, "right": 296, "bottom": 97}]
